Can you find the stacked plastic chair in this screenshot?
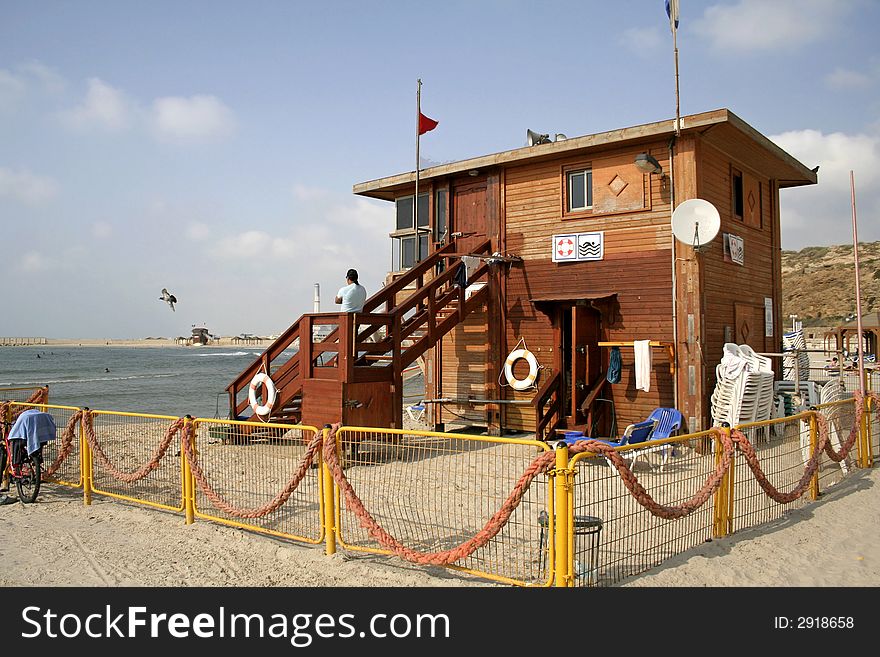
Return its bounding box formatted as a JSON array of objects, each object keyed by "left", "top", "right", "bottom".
[
  {"left": 711, "top": 343, "right": 776, "bottom": 432},
  {"left": 782, "top": 329, "right": 811, "bottom": 382},
  {"left": 800, "top": 379, "right": 849, "bottom": 474}
]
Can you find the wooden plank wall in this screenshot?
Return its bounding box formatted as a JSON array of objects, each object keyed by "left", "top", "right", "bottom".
[
  {"left": 500, "top": 147, "right": 676, "bottom": 434},
  {"left": 439, "top": 307, "right": 490, "bottom": 425},
  {"left": 699, "top": 142, "right": 777, "bottom": 402}
]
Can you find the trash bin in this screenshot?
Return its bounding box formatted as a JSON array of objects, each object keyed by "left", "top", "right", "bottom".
[{"left": 537, "top": 510, "right": 603, "bottom": 586}]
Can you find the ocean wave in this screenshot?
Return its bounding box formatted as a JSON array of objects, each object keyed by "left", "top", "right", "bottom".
[
  {"left": 1, "top": 373, "right": 183, "bottom": 386},
  {"left": 193, "top": 351, "right": 251, "bottom": 357}
]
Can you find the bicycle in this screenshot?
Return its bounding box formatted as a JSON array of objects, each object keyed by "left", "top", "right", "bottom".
[{"left": 0, "top": 421, "right": 42, "bottom": 504}]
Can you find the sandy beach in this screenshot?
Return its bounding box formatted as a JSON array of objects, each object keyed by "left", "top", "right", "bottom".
[{"left": 1, "top": 458, "right": 877, "bottom": 588}]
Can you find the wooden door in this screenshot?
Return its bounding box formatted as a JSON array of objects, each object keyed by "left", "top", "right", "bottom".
[
  {"left": 734, "top": 302, "right": 766, "bottom": 352},
  {"left": 560, "top": 304, "right": 601, "bottom": 425},
  {"left": 451, "top": 177, "right": 488, "bottom": 253}
]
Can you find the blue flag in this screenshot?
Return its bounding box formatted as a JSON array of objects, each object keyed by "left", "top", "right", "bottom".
[{"left": 666, "top": 0, "right": 679, "bottom": 30}]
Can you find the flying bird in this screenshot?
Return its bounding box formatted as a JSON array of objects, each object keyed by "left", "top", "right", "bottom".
[{"left": 159, "top": 288, "right": 177, "bottom": 312}]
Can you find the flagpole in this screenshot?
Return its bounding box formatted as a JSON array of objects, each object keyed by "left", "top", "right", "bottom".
[
  {"left": 415, "top": 79, "right": 421, "bottom": 266},
  {"left": 850, "top": 170, "right": 866, "bottom": 396},
  {"left": 672, "top": 0, "right": 681, "bottom": 136}
]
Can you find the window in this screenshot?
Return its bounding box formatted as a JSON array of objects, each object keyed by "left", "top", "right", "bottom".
[
  {"left": 732, "top": 169, "right": 744, "bottom": 220},
  {"left": 566, "top": 168, "right": 592, "bottom": 213},
  {"left": 434, "top": 188, "right": 447, "bottom": 242},
  {"left": 392, "top": 193, "right": 430, "bottom": 270}
]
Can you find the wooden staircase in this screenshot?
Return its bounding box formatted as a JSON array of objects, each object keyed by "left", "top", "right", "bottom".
[{"left": 225, "top": 239, "right": 493, "bottom": 429}]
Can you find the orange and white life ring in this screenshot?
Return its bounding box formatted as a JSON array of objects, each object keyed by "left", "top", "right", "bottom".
[
  {"left": 504, "top": 348, "right": 539, "bottom": 391},
  {"left": 248, "top": 372, "right": 276, "bottom": 416}
]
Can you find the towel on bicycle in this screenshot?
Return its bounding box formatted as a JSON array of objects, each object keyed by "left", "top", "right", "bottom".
[{"left": 8, "top": 409, "right": 56, "bottom": 462}]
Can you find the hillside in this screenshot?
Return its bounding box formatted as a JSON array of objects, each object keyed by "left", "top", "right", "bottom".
[{"left": 781, "top": 241, "right": 880, "bottom": 326}]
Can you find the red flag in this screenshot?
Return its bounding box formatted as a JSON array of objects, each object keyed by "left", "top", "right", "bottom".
[{"left": 418, "top": 112, "right": 438, "bottom": 135}]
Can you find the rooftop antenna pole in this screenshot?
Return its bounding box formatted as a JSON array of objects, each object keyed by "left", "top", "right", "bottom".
[
  {"left": 850, "top": 170, "right": 866, "bottom": 396},
  {"left": 668, "top": 0, "right": 681, "bottom": 136},
  {"left": 313, "top": 283, "right": 320, "bottom": 314}
]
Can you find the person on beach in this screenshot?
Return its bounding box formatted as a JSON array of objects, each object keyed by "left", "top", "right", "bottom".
[{"left": 335, "top": 268, "right": 367, "bottom": 313}]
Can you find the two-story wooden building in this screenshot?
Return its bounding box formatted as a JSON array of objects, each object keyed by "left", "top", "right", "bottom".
[{"left": 352, "top": 108, "right": 817, "bottom": 437}]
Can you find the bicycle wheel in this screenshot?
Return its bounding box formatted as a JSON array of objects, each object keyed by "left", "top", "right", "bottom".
[{"left": 15, "top": 454, "right": 41, "bottom": 503}]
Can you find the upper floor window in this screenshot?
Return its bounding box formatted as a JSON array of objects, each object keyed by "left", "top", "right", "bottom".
[
  {"left": 732, "top": 168, "right": 744, "bottom": 221},
  {"left": 566, "top": 168, "right": 592, "bottom": 213},
  {"left": 396, "top": 193, "right": 429, "bottom": 230},
  {"left": 392, "top": 192, "right": 430, "bottom": 271}
]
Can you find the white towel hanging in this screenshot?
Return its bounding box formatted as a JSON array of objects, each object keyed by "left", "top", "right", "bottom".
[{"left": 634, "top": 339, "right": 652, "bottom": 392}]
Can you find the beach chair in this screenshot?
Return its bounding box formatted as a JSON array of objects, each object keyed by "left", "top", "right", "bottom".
[
  {"left": 626, "top": 407, "right": 682, "bottom": 472},
  {"left": 406, "top": 402, "right": 426, "bottom": 423}
]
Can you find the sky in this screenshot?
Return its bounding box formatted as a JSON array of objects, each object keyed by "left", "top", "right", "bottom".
[{"left": 1, "top": 0, "right": 879, "bottom": 339}]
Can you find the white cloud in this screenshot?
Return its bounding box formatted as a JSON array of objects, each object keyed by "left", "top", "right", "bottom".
[
  {"left": 772, "top": 128, "right": 880, "bottom": 248},
  {"left": 18, "top": 61, "right": 66, "bottom": 94},
  {"left": 0, "top": 69, "right": 26, "bottom": 109},
  {"left": 618, "top": 26, "right": 663, "bottom": 56},
  {"left": 62, "top": 77, "right": 133, "bottom": 131},
  {"left": 92, "top": 221, "right": 112, "bottom": 239},
  {"left": 0, "top": 167, "right": 58, "bottom": 205},
  {"left": 771, "top": 129, "right": 880, "bottom": 189},
  {"left": 824, "top": 67, "right": 872, "bottom": 89},
  {"left": 292, "top": 183, "right": 329, "bottom": 201},
  {"left": 693, "top": 0, "right": 853, "bottom": 52},
  {"left": 151, "top": 95, "right": 235, "bottom": 141},
  {"left": 21, "top": 251, "right": 49, "bottom": 272},
  {"left": 187, "top": 222, "right": 211, "bottom": 240}
]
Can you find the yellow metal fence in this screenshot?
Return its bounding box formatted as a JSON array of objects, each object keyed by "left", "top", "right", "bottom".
[{"left": 1, "top": 390, "right": 878, "bottom": 588}]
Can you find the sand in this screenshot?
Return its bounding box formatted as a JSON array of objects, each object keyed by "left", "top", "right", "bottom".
[{"left": 1, "top": 456, "right": 877, "bottom": 588}]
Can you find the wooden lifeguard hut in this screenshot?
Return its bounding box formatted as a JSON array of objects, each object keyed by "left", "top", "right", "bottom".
[{"left": 227, "top": 108, "right": 816, "bottom": 438}]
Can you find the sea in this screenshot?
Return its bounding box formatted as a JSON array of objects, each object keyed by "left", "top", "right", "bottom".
[{"left": 0, "top": 346, "right": 425, "bottom": 419}]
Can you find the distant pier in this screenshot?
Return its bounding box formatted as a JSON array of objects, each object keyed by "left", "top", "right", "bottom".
[{"left": 0, "top": 337, "right": 48, "bottom": 346}]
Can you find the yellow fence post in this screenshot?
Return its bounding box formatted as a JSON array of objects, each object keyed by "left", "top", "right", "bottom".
[
  {"left": 713, "top": 424, "right": 731, "bottom": 538},
  {"left": 553, "top": 444, "right": 572, "bottom": 587},
  {"left": 81, "top": 407, "right": 92, "bottom": 506},
  {"left": 809, "top": 410, "right": 819, "bottom": 500},
  {"left": 857, "top": 382, "right": 874, "bottom": 468},
  {"left": 866, "top": 376, "right": 874, "bottom": 468},
  {"left": 184, "top": 416, "right": 195, "bottom": 525},
  {"left": 321, "top": 425, "right": 337, "bottom": 556},
  {"left": 1, "top": 404, "right": 9, "bottom": 492}
]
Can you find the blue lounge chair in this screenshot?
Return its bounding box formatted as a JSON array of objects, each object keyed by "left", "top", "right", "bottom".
[
  {"left": 628, "top": 407, "right": 683, "bottom": 471},
  {"left": 551, "top": 419, "right": 657, "bottom": 469}
]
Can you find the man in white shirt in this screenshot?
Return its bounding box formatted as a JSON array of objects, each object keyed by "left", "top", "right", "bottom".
[{"left": 335, "top": 268, "right": 367, "bottom": 313}]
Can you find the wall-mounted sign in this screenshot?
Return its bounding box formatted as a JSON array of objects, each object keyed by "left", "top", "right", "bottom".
[
  {"left": 764, "top": 297, "right": 773, "bottom": 337},
  {"left": 552, "top": 231, "right": 604, "bottom": 263},
  {"left": 723, "top": 233, "right": 744, "bottom": 265}
]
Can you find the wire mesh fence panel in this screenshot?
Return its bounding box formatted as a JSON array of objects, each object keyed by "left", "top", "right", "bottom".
[
  {"left": 815, "top": 399, "right": 857, "bottom": 489},
  {"left": 731, "top": 416, "right": 815, "bottom": 532},
  {"left": 33, "top": 404, "right": 82, "bottom": 487},
  {"left": 191, "top": 420, "right": 323, "bottom": 544},
  {"left": 335, "top": 428, "right": 552, "bottom": 586},
  {"left": 89, "top": 411, "right": 184, "bottom": 511},
  {"left": 569, "top": 433, "right": 718, "bottom": 587},
  {"left": 0, "top": 387, "right": 47, "bottom": 403},
  {"left": 6, "top": 402, "right": 82, "bottom": 488}
]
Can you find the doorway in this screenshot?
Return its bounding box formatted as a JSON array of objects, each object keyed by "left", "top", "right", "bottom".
[{"left": 558, "top": 303, "right": 601, "bottom": 426}]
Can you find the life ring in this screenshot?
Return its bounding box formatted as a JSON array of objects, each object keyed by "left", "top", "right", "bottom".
[
  {"left": 248, "top": 372, "right": 276, "bottom": 416},
  {"left": 504, "top": 348, "right": 539, "bottom": 391}
]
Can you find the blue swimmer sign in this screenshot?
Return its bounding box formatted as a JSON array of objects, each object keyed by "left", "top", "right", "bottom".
[{"left": 552, "top": 231, "right": 604, "bottom": 263}]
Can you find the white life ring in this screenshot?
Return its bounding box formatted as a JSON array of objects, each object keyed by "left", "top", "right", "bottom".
[
  {"left": 248, "top": 372, "right": 277, "bottom": 416},
  {"left": 504, "top": 348, "right": 539, "bottom": 391}
]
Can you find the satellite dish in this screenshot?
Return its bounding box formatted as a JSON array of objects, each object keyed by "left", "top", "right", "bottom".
[{"left": 671, "top": 198, "right": 721, "bottom": 250}]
